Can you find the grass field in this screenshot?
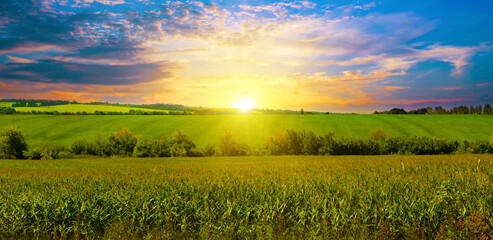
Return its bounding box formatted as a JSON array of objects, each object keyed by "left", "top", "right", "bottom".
[
  {"left": 0, "top": 102, "right": 169, "bottom": 113},
  {"left": 0, "top": 114, "right": 492, "bottom": 148},
  {"left": 0, "top": 155, "right": 492, "bottom": 239}
]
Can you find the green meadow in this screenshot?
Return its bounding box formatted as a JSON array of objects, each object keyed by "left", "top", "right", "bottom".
[
  {"left": 0, "top": 155, "right": 492, "bottom": 239},
  {"left": 0, "top": 114, "right": 491, "bottom": 148},
  {"left": 0, "top": 102, "right": 169, "bottom": 113}
]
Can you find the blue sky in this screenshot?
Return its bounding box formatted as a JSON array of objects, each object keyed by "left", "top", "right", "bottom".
[{"left": 0, "top": 0, "right": 492, "bottom": 112}]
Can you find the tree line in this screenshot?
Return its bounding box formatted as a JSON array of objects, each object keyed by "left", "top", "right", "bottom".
[
  {"left": 374, "top": 104, "right": 493, "bottom": 114},
  {"left": 1, "top": 127, "right": 492, "bottom": 160},
  {"left": 0, "top": 107, "right": 194, "bottom": 115},
  {"left": 2, "top": 99, "right": 77, "bottom": 107}
]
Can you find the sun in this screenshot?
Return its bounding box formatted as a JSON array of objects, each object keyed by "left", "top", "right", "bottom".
[{"left": 233, "top": 98, "right": 255, "bottom": 110}]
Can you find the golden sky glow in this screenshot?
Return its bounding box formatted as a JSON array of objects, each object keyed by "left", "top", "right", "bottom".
[{"left": 0, "top": 0, "right": 492, "bottom": 112}]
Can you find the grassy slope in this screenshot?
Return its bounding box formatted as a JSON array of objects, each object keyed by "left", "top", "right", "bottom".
[
  {"left": 0, "top": 155, "right": 492, "bottom": 239},
  {"left": 1, "top": 103, "right": 169, "bottom": 113},
  {"left": 0, "top": 114, "right": 491, "bottom": 148}
]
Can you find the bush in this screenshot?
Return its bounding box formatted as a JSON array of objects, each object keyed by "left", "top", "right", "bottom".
[
  {"left": 70, "top": 140, "right": 89, "bottom": 154},
  {"left": 30, "top": 144, "right": 72, "bottom": 160},
  {"left": 370, "top": 128, "right": 388, "bottom": 141},
  {"left": 266, "top": 131, "right": 289, "bottom": 155},
  {"left": 202, "top": 144, "right": 216, "bottom": 157},
  {"left": 155, "top": 136, "right": 171, "bottom": 157},
  {"left": 170, "top": 130, "right": 196, "bottom": 157},
  {"left": 87, "top": 137, "right": 114, "bottom": 157},
  {"left": 383, "top": 137, "right": 459, "bottom": 155},
  {"left": 0, "top": 127, "right": 28, "bottom": 159},
  {"left": 108, "top": 128, "right": 138, "bottom": 156},
  {"left": 219, "top": 130, "right": 248, "bottom": 156},
  {"left": 133, "top": 138, "right": 158, "bottom": 158},
  {"left": 461, "top": 140, "right": 493, "bottom": 154}
]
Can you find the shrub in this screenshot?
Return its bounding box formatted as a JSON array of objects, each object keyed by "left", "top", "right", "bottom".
[
  {"left": 286, "top": 130, "right": 303, "bottom": 155},
  {"left": 266, "top": 131, "right": 289, "bottom": 155},
  {"left": 383, "top": 136, "right": 459, "bottom": 155},
  {"left": 108, "top": 128, "right": 138, "bottom": 156},
  {"left": 0, "top": 127, "right": 28, "bottom": 159},
  {"left": 30, "top": 144, "right": 72, "bottom": 160},
  {"left": 170, "top": 130, "right": 196, "bottom": 157},
  {"left": 202, "top": 144, "right": 216, "bottom": 157},
  {"left": 370, "top": 128, "right": 388, "bottom": 141},
  {"left": 87, "top": 137, "right": 114, "bottom": 157},
  {"left": 70, "top": 140, "right": 89, "bottom": 154},
  {"left": 461, "top": 140, "right": 493, "bottom": 154},
  {"left": 133, "top": 138, "right": 158, "bottom": 158},
  {"left": 155, "top": 136, "right": 171, "bottom": 157},
  {"left": 301, "top": 130, "right": 322, "bottom": 155},
  {"left": 219, "top": 130, "right": 248, "bottom": 156}
]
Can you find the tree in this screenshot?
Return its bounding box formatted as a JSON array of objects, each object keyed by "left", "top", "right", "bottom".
[
  {"left": 476, "top": 105, "right": 482, "bottom": 114},
  {"left": 301, "top": 108, "right": 304, "bottom": 115},
  {"left": 484, "top": 104, "right": 493, "bottom": 114},
  {"left": 434, "top": 106, "right": 444, "bottom": 114},
  {"left": 0, "top": 127, "right": 28, "bottom": 159},
  {"left": 426, "top": 107, "right": 432, "bottom": 114},
  {"left": 389, "top": 108, "right": 406, "bottom": 114}
]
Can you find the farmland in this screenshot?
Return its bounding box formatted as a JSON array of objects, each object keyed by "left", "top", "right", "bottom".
[
  {"left": 0, "top": 102, "right": 169, "bottom": 114},
  {"left": 0, "top": 155, "right": 492, "bottom": 239},
  {"left": 0, "top": 114, "right": 491, "bottom": 148}
]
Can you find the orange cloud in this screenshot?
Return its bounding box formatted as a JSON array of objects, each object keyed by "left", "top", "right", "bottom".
[
  {"left": 384, "top": 86, "right": 409, "bottom": 91},
  {"left": 435, "top": 86, "right": 465, "bottom": 91},
  {"left": 6, "top": 55, "right": 37, "bottom": 63}
]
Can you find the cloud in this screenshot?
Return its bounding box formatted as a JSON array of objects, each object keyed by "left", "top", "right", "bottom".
[
  {"left": 434, "top": 86, "right": 465, "bottom": 91},
  {"left": 354, "top": 1, "right": 376, "bottom": 10},
  {"left": 6, "top": 56, "right": 37, "bottom": 63},
  {"left": 0, "top": 60, "right": 174, "bottom": 85},
  {"left": 384, "top": 86, "right": 409, "bottom": 91},
  {"left": 476, "top": 83, "right": 488, "bottom": 87},
  {"left": 0, "top": 0, "right": 490, "bottom": 110}
]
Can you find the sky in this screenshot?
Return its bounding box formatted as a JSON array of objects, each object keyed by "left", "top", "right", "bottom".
[{"left": 0, "top": 0, "right": 492, "bottom": 112}]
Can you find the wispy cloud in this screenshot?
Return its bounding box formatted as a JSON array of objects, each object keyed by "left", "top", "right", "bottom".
[
  {"left": 434, "top": 86, "right": 465, "bottom": 91},
  {"left": 384, "top": 86, "right": 409, "bottom": 91}
]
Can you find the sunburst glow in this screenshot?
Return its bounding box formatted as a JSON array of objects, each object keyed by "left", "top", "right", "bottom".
[{"left": 234, "top": 98, "right": 255, "bottom": 110}]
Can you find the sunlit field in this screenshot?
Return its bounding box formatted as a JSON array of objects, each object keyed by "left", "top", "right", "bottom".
[
  {"left": 1, "top": 103, "right": 169, "bottom": 114},
  {"left": 0, "top": 114, "right": 491, "bottom": 148},
  {"left": 0, "top": 155, "right": 492, "bottom": 239}
]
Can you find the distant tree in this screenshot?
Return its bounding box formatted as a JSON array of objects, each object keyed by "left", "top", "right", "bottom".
[
  {"left": 0, "top": 127, "right": 28, "bottom": 159},
  {"left": 475, "top": 105, "right": 482, "bottom": 114},
  {"left": 389, "top": 108, "right": 406, "bottom": 114},
  {"left": 426, "top": 107, "right": 432, "bottom": 114},
  {"left": 301, "top": 108, "right": 304, "bottom": 115},
  {"left": 484, "top": 104, "right": 493, "bottom": 114}
]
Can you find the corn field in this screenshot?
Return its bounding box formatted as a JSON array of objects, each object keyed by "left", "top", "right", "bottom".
[{"left": 0, "top": 155, "right": 492, "bottom": 239}]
